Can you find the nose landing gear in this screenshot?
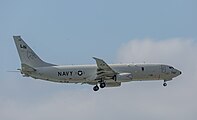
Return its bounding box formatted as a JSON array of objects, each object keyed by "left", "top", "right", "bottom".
[
  {"left": 163, "top": 80, "right": 167, "bottom": 87},
  {"left": 163, "top": 82, "right": 167, "bottom": 87}
]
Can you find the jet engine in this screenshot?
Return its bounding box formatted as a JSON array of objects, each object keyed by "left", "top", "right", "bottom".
[{"left": 115, "top": 73, "right": 133, "bottom": 82}]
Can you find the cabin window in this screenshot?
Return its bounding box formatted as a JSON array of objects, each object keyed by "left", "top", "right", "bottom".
[{"left": 142, "top": 67, "right": 144, "bottom": 71}]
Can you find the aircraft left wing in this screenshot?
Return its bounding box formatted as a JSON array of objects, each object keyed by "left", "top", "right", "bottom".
[{"left": 93, "top": 57, "right": 118, "bottom": 80}]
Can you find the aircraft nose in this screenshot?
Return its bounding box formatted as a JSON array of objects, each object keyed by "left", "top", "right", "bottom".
[
  {"left": 176, "top": 69, "right": 182, "bottom": 75},
  {"left": 172, "top": 68, "right": 182, "bottom": 76}
]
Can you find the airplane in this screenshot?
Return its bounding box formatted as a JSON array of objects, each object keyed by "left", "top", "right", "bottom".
[{"left": 13, "top": 36, "right": 182, "bottom": 91}]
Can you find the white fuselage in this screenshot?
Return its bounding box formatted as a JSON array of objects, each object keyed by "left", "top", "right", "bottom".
[{"left": 28, "top": 64, "right": 181, "bottom": 85}]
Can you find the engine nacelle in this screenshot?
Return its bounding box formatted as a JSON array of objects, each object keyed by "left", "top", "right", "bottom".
[
  {"left": 116, "top": 73, "right": 132, "bottom": 82},
  {"left": 105, "top": 82, "right": 121, "bottom": 87}
]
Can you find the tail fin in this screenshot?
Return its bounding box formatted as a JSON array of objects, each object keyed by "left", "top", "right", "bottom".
[{"left": 13, "top": 36, "right": 56, "bottom": 68}]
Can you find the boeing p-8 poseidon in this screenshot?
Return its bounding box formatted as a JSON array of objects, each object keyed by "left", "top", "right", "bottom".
[{"left": 13, "top": 36, "right": 181, "bottom": 91}]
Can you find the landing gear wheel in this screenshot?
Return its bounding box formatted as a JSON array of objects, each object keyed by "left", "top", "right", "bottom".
[
  {"left": 93, "top": 85, "right": 99, "bottom": 91},
  {"left": 163, "top": 82, "right": 167, "bottom": 87},
  {"left": 100, "top": 82, "right": 106, "bottom": 88}
]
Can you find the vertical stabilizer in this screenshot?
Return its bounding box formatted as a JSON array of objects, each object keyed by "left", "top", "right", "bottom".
[{"left": 13, "top": 36, "right": 55, "bottom": 68}]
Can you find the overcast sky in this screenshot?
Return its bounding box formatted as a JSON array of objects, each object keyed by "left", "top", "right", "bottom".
[{"left": 0, "top": 0, "right": 197, "bottom": 120}]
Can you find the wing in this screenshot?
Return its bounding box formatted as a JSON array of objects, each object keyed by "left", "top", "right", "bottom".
[{"left": 93, "top": 57, "right": 118, "bottom": 80}]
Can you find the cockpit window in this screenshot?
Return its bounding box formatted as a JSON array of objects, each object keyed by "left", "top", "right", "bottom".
[{"left": 169, "top": 66, "right": 174, "bottom": 69}]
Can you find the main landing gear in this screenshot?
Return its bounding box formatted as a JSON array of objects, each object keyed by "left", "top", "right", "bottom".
[
  {"left": 100, "top": 82, "right": 106, "bottom": 88},
  {"left": 93, "top": 85, "right": 99, "bottom": 91},
  {"left": 93, "top": 82, "right": 106, "bottom": 91}
]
